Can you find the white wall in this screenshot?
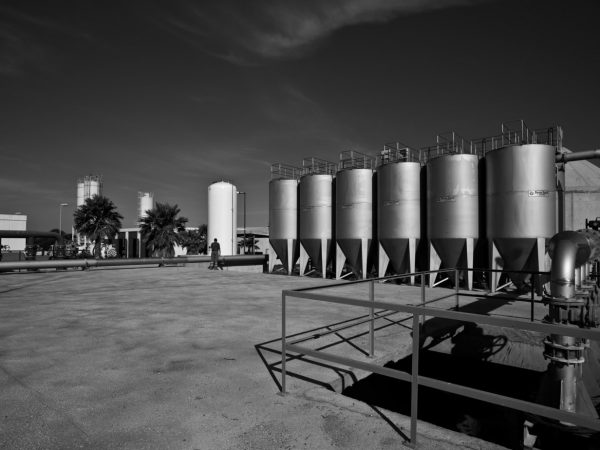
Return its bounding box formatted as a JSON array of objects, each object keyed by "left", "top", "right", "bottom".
[{"left": 0, "top": 214, "right": 27, "bottom": 251}]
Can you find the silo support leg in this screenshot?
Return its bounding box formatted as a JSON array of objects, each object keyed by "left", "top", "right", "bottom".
[
  {"left": 336, "top": 243, "right": 346, "bottom": 280},
  {"left": 466, "top": 238, "right": 474, "bottom": 291},
  {"left": 361, "top": 239, "right": 369, "bottom": 280},
  {"left": 267, "top": 243, "right": 276, "bottom": 273},
  {"left": 378, "top": 242, "right": 389, "bottom": 278},
  {"left": 409, "top": 238, "right": 417, "bottom": 286},
  {"left": 299, "top": 244, "right": 309, "bottom": 276},
  {"left": 321, "top": 238, "right": 327, "bottom": 279},
  {"left": 286, "top": 239, "right": 294, "bottom": 275},
  {"left": 536, "top": 237, "right": 546, "bottom": 295},
  {"left": 490, "top": 242, "right": 501, "bottom": 293},
  {"left": 429, "top": 244, "right": 441, "bottom": 288}
]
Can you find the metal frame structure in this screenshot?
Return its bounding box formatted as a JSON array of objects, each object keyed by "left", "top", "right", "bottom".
[
  {"left": 301, "top": 157, "right": 337, "bottom": 175},
  {"left": 279, "top": 269, "right": 600, "bottom": 448},
  {"left": 270, "top": 163, "right": 302, "bottom": 180},
  {"left": 338, "top": 150, "right": 375, "bottom": 170},
  {"left": 378, "top": 143, "right": 421, "bottom": 166}
]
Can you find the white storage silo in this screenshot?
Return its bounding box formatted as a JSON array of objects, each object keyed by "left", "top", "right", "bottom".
[
  {"left": 137, "top": 192, "right": 155, "bottom": 220},
  {"left": 76, "top": 175, "right": 103, "bottom": 207},
  {"left": 208, "top": 181, "right": 237, "bottom": 256}
]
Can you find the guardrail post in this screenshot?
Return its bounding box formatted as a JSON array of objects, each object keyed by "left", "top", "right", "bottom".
[
  {"left": 530, "top": 272, "right": 535, "bottom": 322},
  {"left": 369, "top": 280, "right": 375, "bottom": 358},
  {"left": 455, "top": 268, "right": 459, "bottom": 310},
  {"left": 420, "top": 273, "right": 426, "bottom": 325},
  {"left": 281, "top": 292, "right": 287, "bottom": 395},
  {"left": 410, "top": 311, "right": 421, "bottom": 447}
]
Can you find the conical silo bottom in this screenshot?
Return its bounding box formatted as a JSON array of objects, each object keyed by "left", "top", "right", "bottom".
[
  {"left": 337, "top": 238, "right": 372, "bottom": 278},
  {"left": 300, "top": 238, "right": 331, "bottom": 274},
  {"left": 431, "top": 238, "right": 467, "bottom": 269},
  {"left": 493, "top": 238, "right": 539, "bottom": 289},
  {"left": 270, "top": 238, "right": 297, "bottom": 274},
  {"left": 380, "top": 238, "right": 409, "bottom": 275}
]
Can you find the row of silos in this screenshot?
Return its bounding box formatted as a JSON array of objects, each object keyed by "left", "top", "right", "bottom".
[{"left": 269, "top": 125, "right": 561, "bottom": 289}]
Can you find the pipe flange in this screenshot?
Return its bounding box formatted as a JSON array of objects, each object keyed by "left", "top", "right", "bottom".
[
  {"left": 543, "top": 338, "right": 585, "bottom": 365},
  {"left": 542, "top": 293, "right": 584, "bottom": 305},
  {"left": 548, "top": 303, "right": 586, "bottom": 325}
]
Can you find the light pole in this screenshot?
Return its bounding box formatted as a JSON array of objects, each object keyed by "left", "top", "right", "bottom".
[
  {"left": 59, "top": 203, "right": 68, "bottom": 243},
  {"left": 237, "top": 192, "right": 246, "bottom": 254}
]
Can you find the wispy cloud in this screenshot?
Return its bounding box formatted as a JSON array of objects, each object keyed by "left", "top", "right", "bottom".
[
  {"left": 0, "top": 5, "right": 92, "bottom": 76},
  {"left": 156, "top": 0, "right": 490, "bottom": 64}
]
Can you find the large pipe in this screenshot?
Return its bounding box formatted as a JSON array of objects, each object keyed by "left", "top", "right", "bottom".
[
  {"left": 542, "top": 230, "right": 600, "bottom": 417},
  {"left": 0, "top": 254, "right": 266, "bottom": 272},
  {"left": 555, "top": 149, "right": 600, "bottom": 163},
  {"left": 548, "top": 231, "right": 592, "bottom": 300}
]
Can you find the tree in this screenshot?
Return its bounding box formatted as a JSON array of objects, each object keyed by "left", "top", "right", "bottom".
[
  {"left": 34, "top": 229, "right": 71, "bottom": 254},
  {"left": 182, "top": 224, "right": 207, "bottom": 255},
  {"left": 139, "top": 203, "right": 188, "bottom": 258},
  {"left": 73, "top": 195, "right": 123, "bottom": 258}
]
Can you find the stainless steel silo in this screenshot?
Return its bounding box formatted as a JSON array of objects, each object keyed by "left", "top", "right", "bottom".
[
  {"left": 269, "top": 164, "right": 300, "bottom": 275},
  {"left": 376, "top": 145, "right": 421, "bottom": 283},
  {"left": 335, "top": 151, "right": 374, "bottom": 279},
  {"left": 427, "top": 153, "right": 479, "bottom": 289},
  {"left": 486, "top": 144, "right": 557, "bottom": 290},
  {"left": 298, "top": 158, "right": 336, "bottom": 278}
]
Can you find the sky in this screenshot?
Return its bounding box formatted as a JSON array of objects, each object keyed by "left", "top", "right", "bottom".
[{"left": 1, "top": 0, "right": 599, "bottom": 231}]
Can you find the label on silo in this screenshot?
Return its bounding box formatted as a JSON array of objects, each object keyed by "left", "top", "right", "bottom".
[{"left": 528, "top": 190, "right": 549, "bottom": 197}]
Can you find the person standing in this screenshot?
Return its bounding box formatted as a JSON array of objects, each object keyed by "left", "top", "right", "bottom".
[{"left": 210, "top": 238, "right": 222, "bottom": 270}]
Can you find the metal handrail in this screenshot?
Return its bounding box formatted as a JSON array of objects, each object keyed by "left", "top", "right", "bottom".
[{"left": 280, "top": 269, "right": 600, "bottom": 447}]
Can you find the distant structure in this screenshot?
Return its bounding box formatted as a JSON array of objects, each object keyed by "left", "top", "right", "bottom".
[
  {"left": 76, "top": 175, "right": 103, "bottom": 207},
  {"left": 208, "top": 181, "right": 237, "bottom": 256},
  {"left": 0, "top": 213, "right": 27, "bottom": 251},
  {"left": 137, "top": 192, "right": 154, "bottom": 221},
  {"left": 75, "top": 175, "right": 103, "bottom": 246}
]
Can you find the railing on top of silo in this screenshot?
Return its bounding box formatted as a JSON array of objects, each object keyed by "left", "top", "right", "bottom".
[
  {"left": 338, "top": 150, "right": 375, "bottom": 170},
  {"left": 377, "top": 143, "right": 421, "bottom": 167},
  {"left": 469, "top": 121, "right": 563, "bottom": 157},
  {"left": 270, "top": 163, "right": 302, "bottom": 180},
  {"left": 301, "top": 157, "right": 337, "bottom": 176},
  {"left": 419, "top": 131, "right": 477, "bottom": 164}
]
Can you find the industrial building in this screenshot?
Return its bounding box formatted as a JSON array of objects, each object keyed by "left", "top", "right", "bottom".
[{"left": 0, "top": 213, "right": 27, "bottom": 252}]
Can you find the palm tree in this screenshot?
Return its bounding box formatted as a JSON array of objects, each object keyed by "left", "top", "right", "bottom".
[
  {"left": 182, "top": 224, "right": 207, "bottom": 255},
  {"left": 139, "top": 203, "right": 188, "bottom": 258},
  {"left": 73, "top": 195, "right": 123, "bottom": 258}
]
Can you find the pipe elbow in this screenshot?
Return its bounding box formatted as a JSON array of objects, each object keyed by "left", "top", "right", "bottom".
[{"left": 548, "top": 231, "right": 591, "bottom": 300}]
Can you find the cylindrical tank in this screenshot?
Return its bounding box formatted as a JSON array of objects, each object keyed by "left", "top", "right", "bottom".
[
  {"left": 377, "top": 161, "right": 420, "bottom": 274},
  {"left": 137, "top": 192, "right": 154, "bottom": 220},
  {"left": 300, "top": 174, "right": 333, "bottom": 241},
  {"left": 427, "top": 154, "right": 479, "bottom": 240},
  {"left": 486, "top": 144, "right": 556, "bottom": 240},
  {"left": 269, "top": 178, "right": 298, "bottom": 271},
  {"left": 299, "top": 173, "right": 334, "bottom": 273},
  {"left": 427, "top": 154, "right": 479, "bottom": 270},
  {"left": 486, "top": 144, "right": 557, "bottom": 280},
  {"left": 76, "top": 175, "right": 103, "bottom": 207},
  {"left": 336, "top": 168, "right": 374, "bottom": 277},
  {"left": 76, "top": 183, "right": 84, "bottom": 208},
  {"left": 208, "top": 181, "right": 237, "bottom": 256}
]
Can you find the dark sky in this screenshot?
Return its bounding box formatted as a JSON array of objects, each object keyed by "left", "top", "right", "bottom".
[{"left": 2, "top": 0, "right": 599, "bottom": 231}]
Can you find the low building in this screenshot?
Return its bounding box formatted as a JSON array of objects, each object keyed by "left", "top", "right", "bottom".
[{"left": 0, "top": 213, "right": 27, "bottom": 251}]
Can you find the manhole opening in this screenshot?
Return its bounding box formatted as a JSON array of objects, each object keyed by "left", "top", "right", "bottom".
[{"left": 342, "top": 350, "right": 599, "bottom": 449}]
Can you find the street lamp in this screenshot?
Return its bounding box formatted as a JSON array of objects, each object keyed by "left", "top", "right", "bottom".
[
  {"left": 59, "top": 203, "right": 68, "bottom": 242},
  {"left": 237, "top": 192, "right": 246, "bottom": 254}
]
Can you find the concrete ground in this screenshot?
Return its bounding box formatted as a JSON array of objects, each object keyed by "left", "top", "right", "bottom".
[{"left": 0, "top": 263, "right": 534, "bottom": 449}]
